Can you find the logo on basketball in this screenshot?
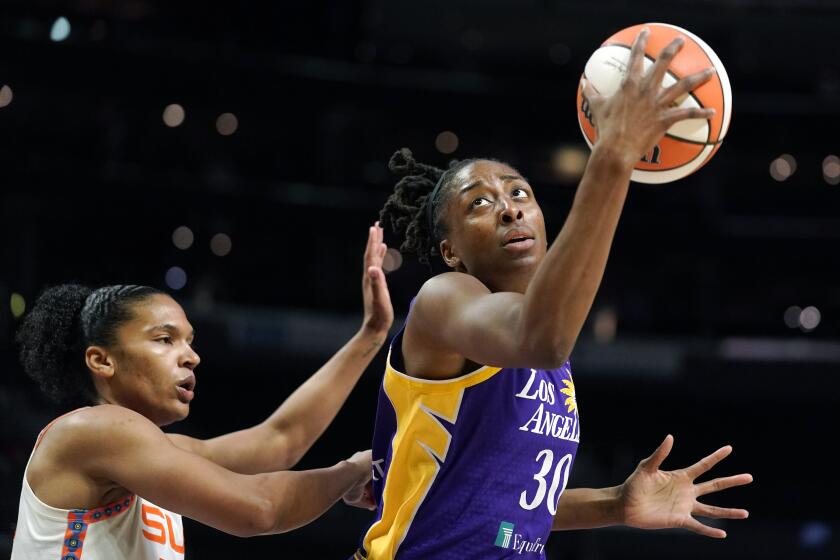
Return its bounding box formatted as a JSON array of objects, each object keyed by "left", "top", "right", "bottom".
[{"left": 641, "top": 145, "right": 662, "bottom": 165}]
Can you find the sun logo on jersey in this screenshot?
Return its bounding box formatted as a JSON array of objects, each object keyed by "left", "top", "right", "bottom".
[{"left": 559, "top": 378, "right": 577, "bottom": 414}]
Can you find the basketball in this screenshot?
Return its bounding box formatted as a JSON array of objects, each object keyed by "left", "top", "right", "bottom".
[{"left": 576, "top": 23, "right": 732, "bottom": 184}]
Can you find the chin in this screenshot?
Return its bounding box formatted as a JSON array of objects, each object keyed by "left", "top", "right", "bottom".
[{"left": 155, "top": 404, "right": 190, "bottom": 427}]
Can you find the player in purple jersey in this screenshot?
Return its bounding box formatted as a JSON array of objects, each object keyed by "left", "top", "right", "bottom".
[{"left": 356, "top": 29, "right": 752, "bottom": 560}]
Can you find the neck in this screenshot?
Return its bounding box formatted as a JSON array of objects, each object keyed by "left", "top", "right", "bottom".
[{"left": 478, "top": 265, "right": 536, "bottom": 294}]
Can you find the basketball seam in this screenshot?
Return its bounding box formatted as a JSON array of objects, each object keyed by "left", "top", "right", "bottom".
[{"left": 656, "top": 22, "right": 732, "bottom": 140}]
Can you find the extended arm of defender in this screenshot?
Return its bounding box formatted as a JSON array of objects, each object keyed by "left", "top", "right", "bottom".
[
  {"left": 169, "top": 224, "right": 393, "bottom": 473},
  {"left": 75, "top": 406, "right": 372, "bottom": 537}
]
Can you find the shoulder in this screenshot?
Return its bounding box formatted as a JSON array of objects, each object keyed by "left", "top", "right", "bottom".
[
  {"left": 28, "top": 406, "right": 166, "bottom": 498},
  {"left": 43, "top": 405, "right": 164, "bottom": 463},
  {"left": 409, "top": 272, "right": 489, "bottom": 332},
  {"left": 404, "top": 273, "right": 491, "bottom": 363},
  {"left": 55, "top": 405, "right": 157, "bottom": 436},
  {"left": 416, "top": 272, "right": 490, "bottom": 306}
]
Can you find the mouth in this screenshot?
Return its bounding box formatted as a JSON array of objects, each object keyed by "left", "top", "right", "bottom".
[
  {"left": 502, "top": 229, "right": 536, "bottom": 251},
  {"left": 175, "top": 374, "right": 196, "bottom": 403}
]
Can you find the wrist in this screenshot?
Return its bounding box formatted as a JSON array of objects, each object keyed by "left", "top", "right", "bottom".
[
  {"left": 612, "top": 484, "right": 628, "bottom": 526},
  {"left": 358, "top": 322, "right": 389, "bottom": 345},
  {"left": 339, "top": 459, "right": 369, "bottom": 485},
  {"left": 589, "top": 142, "right": 640, "bottom": 175}
]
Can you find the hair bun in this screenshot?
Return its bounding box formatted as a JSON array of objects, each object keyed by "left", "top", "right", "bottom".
[{"left": 388, "top": 148, "right": 417, "bottom": 176}]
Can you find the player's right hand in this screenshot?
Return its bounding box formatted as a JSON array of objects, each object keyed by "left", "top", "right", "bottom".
[{"left": 582, "top": 28, "right": 717, "bottom": 168}]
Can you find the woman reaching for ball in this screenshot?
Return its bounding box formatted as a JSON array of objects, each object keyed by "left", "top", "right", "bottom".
[{"left": 354, "top": 28, "right": 751, "bottom": 560}]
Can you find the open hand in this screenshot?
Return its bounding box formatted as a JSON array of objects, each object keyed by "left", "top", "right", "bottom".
[
  {"left": 361, "top": 222, "right": 393, "bottom": 336},
  {"left": 619, "top": 435, "right": 753, "bottom": 538}
]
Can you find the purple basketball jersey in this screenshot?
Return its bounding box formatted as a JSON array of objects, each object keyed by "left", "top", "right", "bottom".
[{"left": 355, "top": 315, "right": 580, "bottom": 559}]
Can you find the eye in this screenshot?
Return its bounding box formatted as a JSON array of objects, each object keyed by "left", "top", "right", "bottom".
[
  {"left": 471, "top": 197, "right": 490, "bottom": 208},
  {"left": 156, "top": 336, "right": 173, "bottom": 345},
  {"left": 512, "top": 187, "right": 529, "bottom": 199}
]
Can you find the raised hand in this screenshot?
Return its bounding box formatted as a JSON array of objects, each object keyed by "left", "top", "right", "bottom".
[
  {"left": 582, "top": 28, "right": 717, "bottom": 168},
  {"left": 361, "top": 222, "right": 393, "bottom": 336},
  {"left": 619, "top": 435, "right": 753, "bottom": 538}
]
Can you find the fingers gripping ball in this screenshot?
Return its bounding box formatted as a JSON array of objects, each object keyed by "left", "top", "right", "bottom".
[{"left": 577, "top": 23, "right": 732, "bottom": 184}]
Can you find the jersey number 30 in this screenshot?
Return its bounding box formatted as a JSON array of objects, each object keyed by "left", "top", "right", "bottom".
[{"left": 519, "top": 449, "right": 573, "bottom": 515}]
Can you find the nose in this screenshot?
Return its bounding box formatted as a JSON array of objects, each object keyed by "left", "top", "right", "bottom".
[
  {"left": 181, "top": 344, "right": 201, "bottom": 370},
  {"left": 498, "top": 198, "right": 524, "bottom": 225}
]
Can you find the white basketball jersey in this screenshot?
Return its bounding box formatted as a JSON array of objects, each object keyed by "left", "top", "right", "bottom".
[{"left": 11, "top": 410, "right": 186, "bottom": 560}]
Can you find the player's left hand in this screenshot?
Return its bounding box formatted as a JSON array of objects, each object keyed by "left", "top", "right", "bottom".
[
  {"left": 361, "top": 221, "right": 393, "bottom": 336},
  {"left": 618, "top": 435, "right": 753, "bottom": 538}
]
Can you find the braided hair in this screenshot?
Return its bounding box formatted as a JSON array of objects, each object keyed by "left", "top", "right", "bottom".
[
  {"left": 379, "top": 148, "right": 484, "bottom": 264},
  {"left": 16, "top": 284, "right": 163, "bottom": 405}
]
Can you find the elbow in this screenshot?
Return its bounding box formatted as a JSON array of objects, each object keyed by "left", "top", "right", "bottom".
[
  {"left": 231, "top": 497, "right": 276, "bottom": 537},
  {"left": 520, "top": 335, "right": 571, "bottom": 370}
]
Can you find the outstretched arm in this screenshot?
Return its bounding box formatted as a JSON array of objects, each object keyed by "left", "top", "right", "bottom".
[
  {"left": 64, "top": 406, "right": 373, "bottom": 536},
  {"left": 170, "top": 223, "right": 393, "bottom": 473},
  {"left": 552, "top": 436, "right": 753, "bottom": 537},
  {"left": 410, "top": 30, "right": 717, "bottom": 372}
]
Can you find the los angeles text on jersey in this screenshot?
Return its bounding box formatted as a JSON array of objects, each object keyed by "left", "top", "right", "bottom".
[{"left": 515, "top": 369, "right": 580, "bottom": 443}]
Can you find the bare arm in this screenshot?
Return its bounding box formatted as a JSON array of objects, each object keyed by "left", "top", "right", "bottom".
[
  {"left": 169, "top": 224, "right": 393, "bottom": 473},
  {"left": 409, "top": 31, "right": 716, "bottom": 372},
  {"left": 70, "top": 406, "right": 371, "bottom": 537},
  {"left": 551, "top": 487, "right": 623, "bottom": 531}
]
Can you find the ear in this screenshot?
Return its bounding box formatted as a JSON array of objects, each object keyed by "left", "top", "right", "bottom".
[
  {"left": 85, "top": 346, "right": 115, "bottom": 380},
  {"left": 439, "top": 239, "right": 462, "bottom": 270}
]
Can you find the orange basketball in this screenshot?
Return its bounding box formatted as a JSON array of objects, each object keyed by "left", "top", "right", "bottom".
[{"left": 576, "top": 23, "right": 732, "bottom": 184}]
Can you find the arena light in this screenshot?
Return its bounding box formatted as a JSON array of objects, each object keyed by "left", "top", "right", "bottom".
[
  {"left": 0, "top": 85, "right": 12, "bottom": 108},
  {"left": 172, "top": 226, "right": 194, "bottom": 250},
  {"left": 50, "top": 17, "right": 71, "bottom": 42},
  {"left": 382, "top": 248, "right": 403, "bottom": 273},
  {"left": 799, "top": 521, "right": 831, "bottom": 549},
  {"left": 163, "top": 104, "right": 185, "bottom": 127},
  {"left": 799, "top": 306, "right": 821, "bottom": 332},
  {"left": 593, "top": 307, "right": 617, "bottom": 344},
  {"left": 769, "top": 154, "right": 796, "bottom": 182},
  {"left": 210, "top": 233, "right": 232, "bottom": 257},
  {"left": 435, "top": 131, "right": 459, "bottom": 154},
  {"left": 551, "top": 145, "right": 589, "bottom": 182},
  {"left": 823, "top": 155, "right": 840, "bottom": 185},
  {"left": 216, "top": 113, "right": 238, "bottom": 136},
  {"left": 165, "top": 267, "right": 188, "bottom": 290},
  {"left": 10, "top": 293, "right": 26, "bottom": 318}
]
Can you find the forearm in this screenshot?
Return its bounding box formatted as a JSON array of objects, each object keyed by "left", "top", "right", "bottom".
[
  {"left": 518, "top": 145, "right": 634, "bottom": 365},
  {"left": 256, "top": 460, "right": 366, "bottom": 535},
  {"left": 551, "top": 486, "right": 624, "bottom": 531},
  {"left": 260, "top": 326, "right": 386, "bottom": 466}
]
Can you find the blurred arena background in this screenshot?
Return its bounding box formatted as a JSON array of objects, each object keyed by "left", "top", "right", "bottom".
[{"left": 1, "top": 1, "right": 838, "bottom": 558}]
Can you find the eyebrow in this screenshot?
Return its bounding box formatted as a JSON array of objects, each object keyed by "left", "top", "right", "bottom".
[
  {"left": 148, "top": 323, "right": 195, "bottom": 339},
  {"left": 459, "top": 174, "right": 527, "bottom": 195}
]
